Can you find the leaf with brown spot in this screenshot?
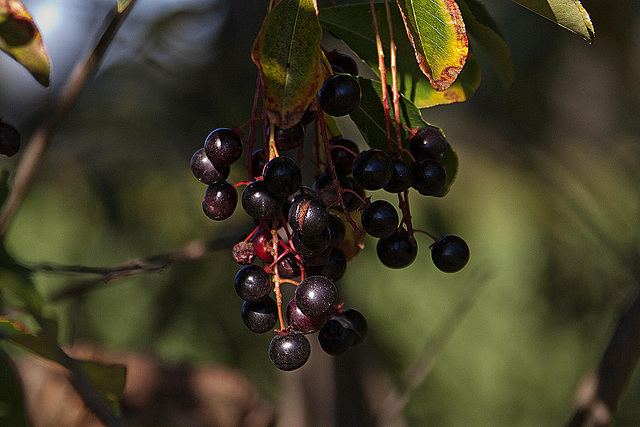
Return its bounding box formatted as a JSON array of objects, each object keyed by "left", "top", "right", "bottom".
[
  {"left": 395, "top": 0, "right": 468, "bottom": 91},
  {"left": 0, "top": 0, "right": 50, "bottom": 86},
  {"left": 252, "top": 0, "right": 327, "bottom": 129}
]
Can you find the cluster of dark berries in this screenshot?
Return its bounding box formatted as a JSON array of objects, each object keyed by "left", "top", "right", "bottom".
[
  {"left": 0, "top": 118, "right": 21, "bottom": 157},
  {"left": 189, "top": 51, "right": 468, "bottom": 370}
]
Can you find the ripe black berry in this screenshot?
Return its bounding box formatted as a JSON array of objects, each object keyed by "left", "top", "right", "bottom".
[
  {"left": 270, "top": 124, "right": 305, "bottom": 151},
  {"left": 361, "top": 200, "right": 399, "bottom": 238},
  {"left": 340, "top": 309, "right": 368, "bottom": 345},
  {"left": 410, "top": 126, "right": 447, "bottom": 163},
  {"left": 327, "top": 212, "right": 346, "bottom": 249},
  {"left": 286, "top": 299, "right": 327, "bottom": 333},
  {"left": 0, "top": 120, "right": 20, "bottom": 157},
  {"left": 202, "top": 181, "right": 237, "bottom": 221},
  {"left": 431, "top": 235, "right": 470, "bottom": 273},
  {"left": 242, "top": 180, "right": 284, "bottom": 220},
  {"left": 329, "top": 138, "right": 359, "bottom": 175},
  {"left": 251, "top": 149, "right": 266, "bottom": 179},
  {"left": 352, "top": 149, "right": 394, "bottom": 190},
  {"left": 291, "top": 228, "right": 331, "bottom": 257},
  {"left": 263, "top": 156, "right": 302, "bottom": 197},
  {"left": 288, "top": 197, "right": 328, "bottom": 237},
  {"left": 313, "top": 172, "right": 353, "bottom": 209},
  {"left": 383, "top": 160, "right": 412, "bottom": 193},
  {"left": 299, "top": 107, "right": 317, "bottom": 126},
  {"left": 302, "top": 246, "right": 332, "bottom": 267},
  {"left": 269, "top": 333, "right": 311, "bottom": 371},
  {"left": 318, "top": 319, "right": 354, "bottom": 356},
  {"left": 204, "top": 128, "right": 243, "bottom": 167},
  {"left": 191, "top": 148, "right": 230, "bottom": 184},
  {"left": 318, "top": 74, "right": 361, "bottom": 117},
  {"left": 307, "top": 248, "right": 347, "bottom": 281},
  {"left": 242, "top": 298, "right": 278, "bottom": 333},
  {"left": 294, "top": 275, "right": 337, "bottom": 318},
  {"left": 326, "top": 50, "right": 359, "bottom": 76},
  {"left": 234, "top": 265, "right": 272, "bottom": 302},
  {"left": 376, "top": 231, "right": 418, "bottom": 268},
  {"left": 410, "top": 160, "right": 447, "bottom": 196},
  {"left": 277, "top": 253, "right": 301, "bottom": 279}
]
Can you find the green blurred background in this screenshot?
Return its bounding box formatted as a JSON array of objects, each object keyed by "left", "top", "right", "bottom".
[{"left": 1, "top": 0, "right": 640, "bottom": 425}]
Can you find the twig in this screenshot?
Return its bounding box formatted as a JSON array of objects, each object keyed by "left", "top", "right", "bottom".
[
  {"left": 567, "top": 285, "right": 640, "bottom": 427},
  {"left": 39, "top": 235, "right": 239, "bottom": 302},
  {"left": 0, "top": 1, "right": 138, "bottom": 239}
]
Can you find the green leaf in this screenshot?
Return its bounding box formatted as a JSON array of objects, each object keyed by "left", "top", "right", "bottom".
[
  {"left": 0, "top": 349, "right": 29, "bottom": 426},
  {"left": 395, "top": 0, "right": 468, "bottom": 91},
  {"left": 510, "top": 0, "right": 594, "bottom": 42},
  {"left": 457, "top": 0, "right": 514, "bottom": 88},
  {"left": 252, "top": 0, "right": 327, "bottom": 128},
  {"left": 0, "top": 0, "right": 50, "bottom": 86},
  {"left": 0, "top": 318, "right": 127, "bottom": 412},
  {"left": 117, "top": 0, "right": 134, "bottom": 13},
  {"left": 319, "top": 3, "right": 480, "bottom": 108},
  {"left": 349, "top": 77, "right": 457, "bottom": 196}
]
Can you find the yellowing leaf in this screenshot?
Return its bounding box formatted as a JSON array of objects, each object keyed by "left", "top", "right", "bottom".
[
  {"left": 117, "top": 0, "right": 134, "bottom": 13},
  {"left": 511, "top": 0, "right": 594, "bottom": 42},
  {"left": 0, "top": 0, "right": 50, "bottom": 86},
  {"left": 252, "top": 0, "right": 327, "bottom": 129},
  {"left": 395, "top": 0, "right": 468, "bottom": 91}
]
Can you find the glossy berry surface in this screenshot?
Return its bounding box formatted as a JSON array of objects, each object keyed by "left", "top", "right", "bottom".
[
  {"left": 410, "top": 126, "right": 447, "bottom": 162},
  {"left": 202, "top": 181, "right": 237, "bottom": 221},
  {"left": 410, "top": 160, "right": 447, "bottom": 196},
  {"left": 242, "top": 180, "right": 284, "bottom": 220},
  {"left": 294, "top": 275, "right": 337, "bottom": 318},
  {"left": 327, "top": 212, "right": 346, "bottom": 249},
  {"left": 263, "top": 156, "right": 302, "bottom": 197},
  {"left": 204, "top": 128, "right": 243, "bottom": 167},
  {"left": 326, "top": 50, "right": 359, "bottom": 76},
  {"left": 329, "top": 138, "right": 359, "bottom": 175},
  {"left": 234, "top": 265, "right": 272, "bottom": 302},
  {"left": 252, "top": 229, "right": 274, "bottom": 263},
  {"left": 242, "top": 298, "right": 278, "bottom": 333},
  {"left": 339, "top": 309, "right": 368, "bottom": 345},
  {"left": 318, "top": 74, "right": 361, "bottom": 117},
  {"left": 384, "top": 160, "right": 412, "bottom": 193},
  {"left": 352, "top": 149, "right": 394, "bottom": 190},
  {"left": 191, "top": 148, "right": 230, "bottom": 185},
  {"left": 0, "top": 120, "right": 20, "bottom": 157},
  {"left": 312, "top": 172, "right": 353, "bottom": 209},
  {"left": 286, "top": 299, "right": 327, "bottom": 333},
  {"left": 277, "top": 253, "right": 301, "bottom": 278},
  {"left": 307, "top": 248, "right": 347, "bottom": 281},
  {"left": 431, "top": 235, "right": 470, "bottom": 273},
  {"left": 361, "top": 200, "right": 399, "bottom": 238},
  {"left": 288, "top": 197, "right": 328, "bottom": 236},
  {"left": 251, "top": 149, "right": 266, "bottom": 179},
  {"left": 271, "top": 124, "right": 305, "bottom": 151},
  {"left": 318, "top": 319, "right": 354, "bottom": 356},
  {"left": 291, "top": 229, "right": 331, "bottom": 257},
  {"left": 376, "top": 231, "right": 418, "bottom": 268},
  {"left": 269, "top": 333, "right": 311, "bottom": 371},
  {"left": 302, "top": 246, "right": 332, "bottom": 267}
]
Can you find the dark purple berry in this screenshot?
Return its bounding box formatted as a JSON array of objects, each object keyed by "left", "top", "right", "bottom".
[
  {"left": 302, "top": 246, "right": 332, "bottom": 267},
  {"left": 288, "top": 197, "right": 328, "bottom": 237},
  {"left": 269, "top": 332, "right": 311, "bottom": 371},
  {"left": 263, "top": 156, "right": 302, "bottom": 197},
  {"left": 251, "top": 149, "right": 267, "bottom": 179},
  {"left": 291, "top": 228, "right": 331, "bottom": 257},
  {"left": 339, "top": 309, "right": 367, "bottom": 345},
  {"left": 300, "top": 107, "right": 317, "bottom": 126},
  {"left": 361, "top": 200, "right": 399, "bottom": 238},
  {"left": 410, "top": 160, "right": 447, "bottom": 196},
  {"left": 326, "top": 50, "right": 359, "bottom": 76},
  {"left": 278, "top": 253, "right": 301, "bottom": 279},
  {"left": 252, "top": 228, "right": 274, "bottom": 263},
  {"left": 191, "top": 148, "right": 230, "bottom": 184},
  {"left": 376, "top": 231, "right": 418, "bottom": 268},
  {"left": 410, "top": 126, "right": 447, "bottom": 163},
  {"left": 318, "top": 74, "right": 361, "bottom": 117},
  {"left": 352, "top": 149, "right": 394, "bottom": 190},
  {"left": 312, "top": 172, "right": 354, "bottom": 210},
  {"left": 0, "top": 120, "right": 20, "bottom": 157},
  {"left": 234, "top": 265, "right": 272, "bottom": 302},
  {"left": 318, "top": 319, "right": 354, "bottom": 356},
  {"left": 294, "top": 275, "right": 337, "bottom": 318},
  {"left": 431, "top": 235, "right": 470, "bottom": 273},
  {"left": 329, "top": 138, "right": 359, "bottom": 175},
  {"left": 270, "top": 124, "right": 305, "bottom": 151},
  {"left": 202, "top": 181, "right": 237, "bottom": 221},
  {"left": 286, "top": 299, "right": 328, "bottom": 333},
  {"left": 242, "top": 180, "right": 284, "bottom": 220},
  {"left": 307, "top": 248, "right": 347, "bottom": 281},
  {"left": 327, "top": 212, "right": 346, "bottom": 249},
  {"left": 242, "top": 298, "right": 278, "bottom": 333},
  {"left": 384, "top": 160, "right": 412, "bottom": 193},
  {"left": 204, "top": 128, "right": 243, "bottom": 167}
]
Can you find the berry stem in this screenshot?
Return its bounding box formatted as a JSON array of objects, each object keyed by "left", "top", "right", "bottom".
[
  {"left": 398, "top": 190, "right": 416, "bottom": 242},
  {"left": 384, "top": 0, "right": 403, "bottom": 154},
  {"left": 268, "top": 126, "right": 280, "bottom": 161},
  {"left": 242, "top": 225, "right": 261, "bottom": 243},
  {"left": 369, "top": 0, "right": 393, "bottom": 153},
  {"left": 270, "top": 228, "right": 286, "bottom": 331},
  {"left": 413, "top": 229, "right": 439, "bottom": 243}
]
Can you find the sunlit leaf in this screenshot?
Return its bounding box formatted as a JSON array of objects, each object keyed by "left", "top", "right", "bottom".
[
  {"left": 458, "top": 0, "right": 514, "bottom": 88},
  {"left": 117, "top": 0, "right": 134, "bottom": 13},
  {"left": 319, "top": 3, "right": 480, "bottom": 108},
  {"left": 510, "top": 0, "right": 594, "bottom": 42},
  {"left": 252, "top": 0, "right": 328, "bottom": 128},
  {"left": 395, "top": 0, "right": 468, "bottom": 91},
  {"left": 0, "top": 318, "right": 127, "bottom": 412},
  {"left": 0, "top": 349, "right": 29, "bottom": 426},
  {"left": 349, "top": 77, "right": 457, "bottom": 196},
  {"left": 0, "top": 0, "right": 50, "bottom": 86}
]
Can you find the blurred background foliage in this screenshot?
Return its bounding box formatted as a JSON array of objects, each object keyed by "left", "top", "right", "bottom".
[{"left": 1, "top": 0, "right": 640, "bottom": 425}]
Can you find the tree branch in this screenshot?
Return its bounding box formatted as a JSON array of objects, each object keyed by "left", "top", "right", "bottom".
[{"left": 0, "top": 1, "right": 138, "bottom": 239}]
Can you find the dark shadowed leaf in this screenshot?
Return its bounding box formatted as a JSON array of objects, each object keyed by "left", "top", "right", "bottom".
[
  {"left": 349, "top": 77, "right": 457, "bottom": 196},
  {"left": 510, "top": 0, "right": 594, "bottom": 42},
  {"left": 0, "top": 0, "right": 50, "bottom": 86},
  {"left": 395, "top": 0, "right": 468, "bottom": 91},
  {"left": 0, "top": 349, "right": 29, "bottom": 426},
  {"left": 319, "top": 3, "right": 480, "bottom": 108}
]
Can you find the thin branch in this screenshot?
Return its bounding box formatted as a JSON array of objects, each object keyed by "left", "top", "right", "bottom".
[
  {"left": 38, "top": 235, "right": 239, "bottom": 302},
  {"left": 0, "top": 1, "right": 138, "bottom": 239},
  {"left": 568, "top": 284, "right": 640, "bottom": 427}
]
